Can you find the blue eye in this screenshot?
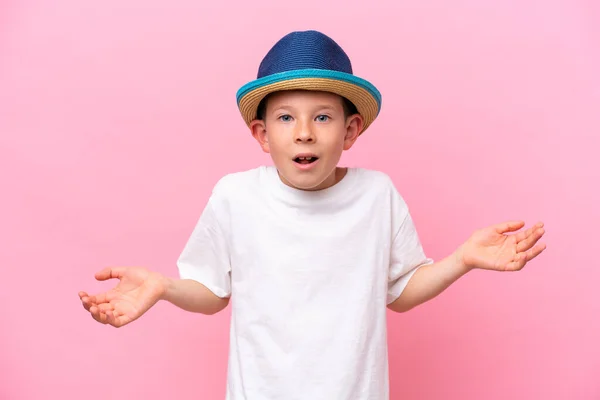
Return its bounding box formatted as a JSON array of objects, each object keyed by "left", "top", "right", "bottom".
[
  {"left": 316, "top": 115, "right": 329, "bottom": 122},
  {"left": 279, "top": 115, "right": 293, "bottom": 122}
]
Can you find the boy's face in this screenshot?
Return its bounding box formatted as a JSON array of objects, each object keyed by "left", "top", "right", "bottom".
[{"left": 250, "top": 90, "right": 363, "bottom": 191}]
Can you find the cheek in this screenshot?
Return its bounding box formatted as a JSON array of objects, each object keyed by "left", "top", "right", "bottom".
[
  {"left": 265, "top": 135, "right": 286, "bottom": 157},
  {"left": 324, "top": 134, "right": 346, "bottom": 153}
]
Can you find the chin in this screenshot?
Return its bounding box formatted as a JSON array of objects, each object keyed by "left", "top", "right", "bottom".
[
  {"left": 279, "top": 165, "right": 336, "bottom": 191},
  {"left": 291, "top": 178, "right": 326, "bottom": 191}
]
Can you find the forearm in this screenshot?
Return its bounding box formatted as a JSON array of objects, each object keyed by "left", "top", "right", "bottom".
[
  {"left": 161, "top": 277, "right": 230, "bottom": 315},
  {"left": 388, "top": 247, "right": 471, "bottom": 313}
]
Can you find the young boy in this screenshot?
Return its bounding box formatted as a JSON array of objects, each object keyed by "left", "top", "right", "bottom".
[{"left": 78, "top": 30, "right": 546, "bottom": 399}]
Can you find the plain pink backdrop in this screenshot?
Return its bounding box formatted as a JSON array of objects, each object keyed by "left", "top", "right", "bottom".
[{"left": 1, "top": 1, "right": 599, "bottom": 399}]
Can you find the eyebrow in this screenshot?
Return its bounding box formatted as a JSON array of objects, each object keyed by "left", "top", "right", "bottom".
[
  {"left": 271, "top": 104, "right": 338, "bottom": 113},
  {"left": 313, "top": 105, "right": 337, "bottom": 111}
]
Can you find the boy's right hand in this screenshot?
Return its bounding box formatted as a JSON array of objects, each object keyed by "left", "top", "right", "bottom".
[{"left": 79, "top": 266, "right": 167, "bottom": 328}]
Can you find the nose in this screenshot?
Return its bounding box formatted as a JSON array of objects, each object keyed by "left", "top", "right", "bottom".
[{"left": 294, "top": 120, "right": 315, "bottom": 143}]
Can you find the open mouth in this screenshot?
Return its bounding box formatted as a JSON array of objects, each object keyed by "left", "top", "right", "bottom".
[{"left": 293, "top": 156, "right": 319, "bottom": 165}]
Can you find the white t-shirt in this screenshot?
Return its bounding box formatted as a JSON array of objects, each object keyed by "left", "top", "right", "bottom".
[{"left": 177, "top": 165, "right": 433, "bottom": 400}]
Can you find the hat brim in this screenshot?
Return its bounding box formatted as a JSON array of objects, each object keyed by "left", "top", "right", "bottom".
[{"left": 236, "top": 69, "right": 382, "bottom": 134}]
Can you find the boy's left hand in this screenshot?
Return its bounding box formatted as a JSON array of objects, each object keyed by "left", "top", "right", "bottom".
[{"left": 458, "top": 221, "right": 546, "bottom": 272}]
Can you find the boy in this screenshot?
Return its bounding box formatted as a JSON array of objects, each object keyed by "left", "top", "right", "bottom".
[{"left": 78, "top": 30, "right": 546, "bottom": 399}]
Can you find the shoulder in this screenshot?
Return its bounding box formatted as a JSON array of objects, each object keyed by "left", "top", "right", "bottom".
[
  {"left": 201, "top": 167, "right": 266, "bottom": 222},
  {"left": 353, "top": 168, "right": 393, "bottom": 184},
  {"left": 210, "top": 166, "right": 265, "bottom": 198},
  {"left": 352, "top": 167, "right": 410, "bottom": 213},
  {"left": 352, "top": 168, "right": 401, "bottom": 195}
]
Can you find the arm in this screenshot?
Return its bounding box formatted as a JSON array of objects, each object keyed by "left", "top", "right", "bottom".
[
  {"left": 161, "top": 277, "right": 229, "bottom": 315},
  {"left": 79, "top": 266, "right": 229, "bottom": 328},
  {"left": 388, "top": 220, "right": 546, "bottom": 313},
  {"left": 387, "top": 250, "right": 468, "bottom": 313}
]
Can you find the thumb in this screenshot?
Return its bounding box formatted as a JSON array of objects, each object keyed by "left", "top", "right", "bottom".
[{"left": 95, "top": 267, "right": 126, "bottom": 281}]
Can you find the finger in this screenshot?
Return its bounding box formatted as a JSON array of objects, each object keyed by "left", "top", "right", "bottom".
[
  {"left": 106, "top": 310, "right": 126, "bottom": 328},
  {"left": 97, "top": 303, "right": 114, "bottom": 313},
  {"left": 506, "top": 243, "right": 546, "bottom": 271},
  {"left": 523, "top": 242, "right": 547, "bottom": 262},
  {"left": 98, "top": 312, "right": 109, "bottom": 324},
  {"left": 514, "top": 222, "right": 544, "bottom": 243},
  {"left": 516, "top": 227, "right": 545, "bottom": 253},
  {"left": 494, "top": 221, "right": 525, "bottom": 234},
  {"left": 81, "top": 296, "right": 95, "bottom": 311},
  {"left": 80, "top": 292, "right": 97, "bottom": 308},
  {"left": 90, "top": 306, "right": 108, "bottom": 324},
  {"left": 86, "top": 291, "right": 117, "bottom": 305},
  {"left": 82, "top": 292, "right": 117, "bottom": 314},
  {"left": 105, "top": 310, "right": 116, "bottom": 326},
  {"left": 95, "top": 267, "right": 126, "bottom": 282},
  {"left": 514, "top": 225, "right": 535, "bottom": 243},
  {"left": 89, "top": 306, "right": 100, "bottom": 323}
]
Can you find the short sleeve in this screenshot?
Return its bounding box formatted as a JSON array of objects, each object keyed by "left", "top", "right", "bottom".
[
  {"left": 176, "top": 194, "right": 231, "bottom": 298},
  {"left": 387, "top": 194, "right": 433, "bottom": 305}
]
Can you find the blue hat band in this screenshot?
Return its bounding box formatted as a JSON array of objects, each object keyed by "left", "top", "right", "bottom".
[{"left": 236, "top": 69, "right": 381, "bottom": 110}]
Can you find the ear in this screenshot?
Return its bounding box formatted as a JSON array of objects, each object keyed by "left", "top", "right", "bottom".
[
  {"left": 250, "top": 119, "right": 270, "bottom": 153},
  {"left": 343, "top": 114, "right": 364, "bottom": 150}
]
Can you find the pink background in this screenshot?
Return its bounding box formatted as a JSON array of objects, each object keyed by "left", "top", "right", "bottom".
[{"left": 1, "top": 1, "right": 599, "bottom": 399}]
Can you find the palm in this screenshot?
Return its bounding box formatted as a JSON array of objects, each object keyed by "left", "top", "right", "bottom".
[
  {"left": 461, "top": 221, "right": 546, "bottom": 272},
  {"left": 79, "top": 267, "right": 166, "bottom": 327}
]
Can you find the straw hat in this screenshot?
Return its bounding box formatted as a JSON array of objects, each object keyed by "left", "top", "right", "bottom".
[{"left": 236, "top": 30, "right": 382, "bottom": 134}]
